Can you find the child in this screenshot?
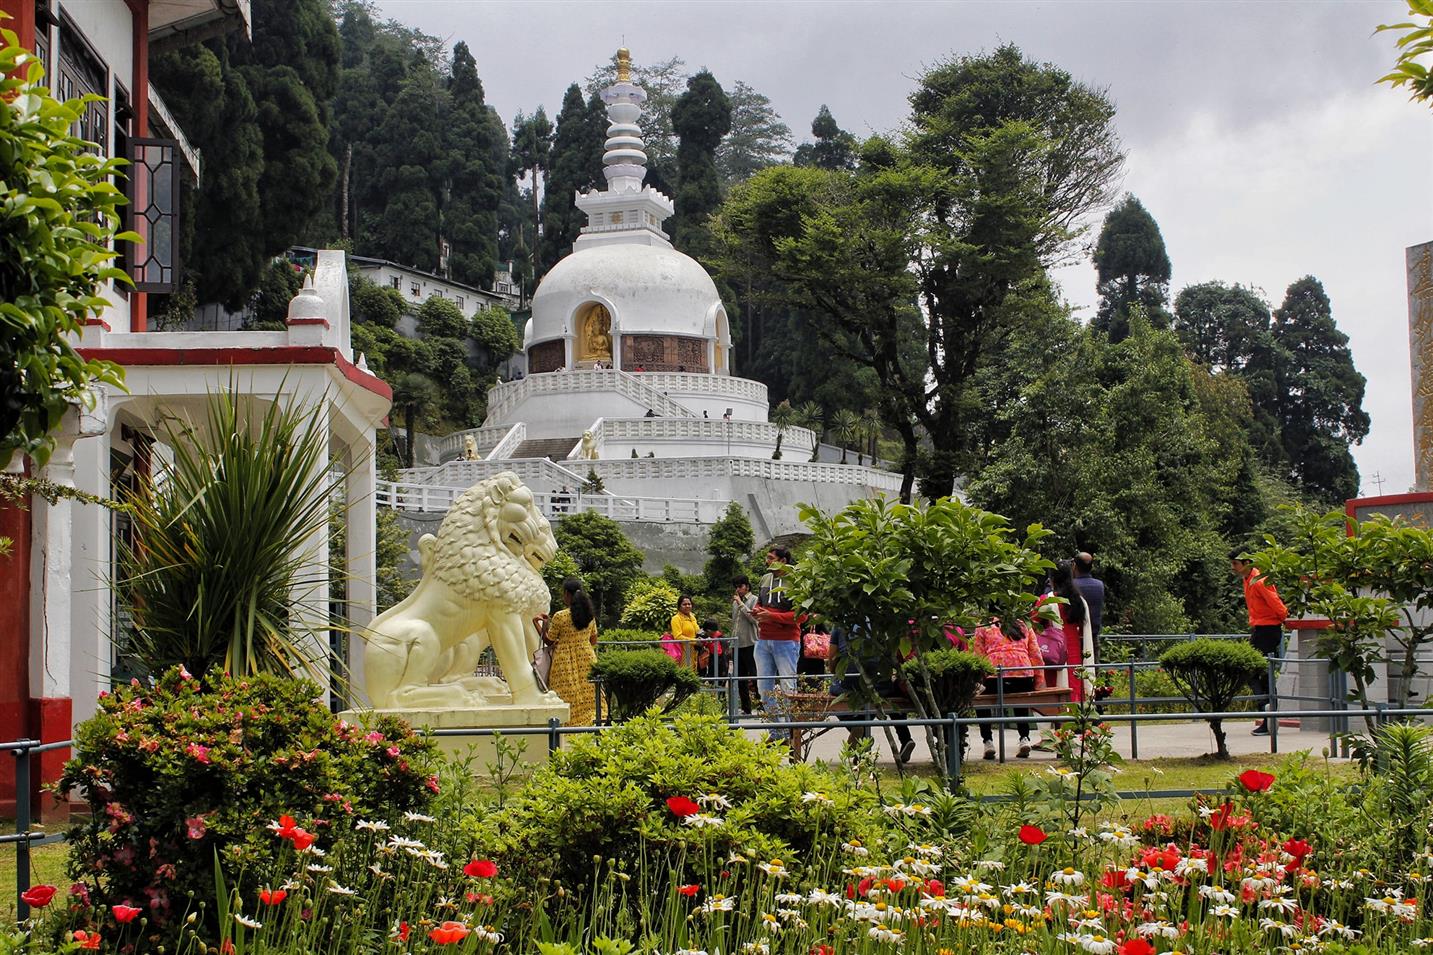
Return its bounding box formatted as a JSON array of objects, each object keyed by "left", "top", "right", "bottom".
[{"left": 697, "top": 618, "right": 725, "bottom": 678}]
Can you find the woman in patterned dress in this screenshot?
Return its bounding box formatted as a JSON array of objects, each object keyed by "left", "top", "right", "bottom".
[{"left": 536, "top": 578, "right": 600, "bottom": 726}]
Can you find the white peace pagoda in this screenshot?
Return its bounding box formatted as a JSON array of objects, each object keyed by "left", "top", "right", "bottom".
[{"left": 391, "top": 50, "right": 898, "bottom": 545}]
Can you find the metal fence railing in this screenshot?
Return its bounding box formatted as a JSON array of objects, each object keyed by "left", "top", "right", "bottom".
[{"left": 9, "top": 650, "right": 1426, "bottom": 921}]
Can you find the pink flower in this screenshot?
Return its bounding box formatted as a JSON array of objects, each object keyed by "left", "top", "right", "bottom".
[
  {"left": 178, "top": 665, "right": 194, "bottom": 681},
  {"left": 386, "top": 746, "right": 401, "bottom": 758},
  {"left": 185, "top": 743, "right": 211, "bottom": 764},
  {"left": 185, "top": 816, "right": 207, "bottom": 840},
  {"left": 364, "top": 731, "right": 384, "bottom": 744},
  {"left": 426, "top": 774, "right": 441, "bottom": 794}
]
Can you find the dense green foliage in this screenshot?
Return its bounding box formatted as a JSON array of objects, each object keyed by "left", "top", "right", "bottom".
[
  {"left": 1159, "top": 638, "right": 1268, "bottom": 757},
  {"left": 58, "top": 668, "right": 438, "bottom": 941},
  {"left": 0, "top": 34, "right": 127, "bottom": 470},
  {"left": 541, "top": 84, "right": 607, "bottom": 270},
  {"left": 151, "top": 0, "right": 337, "bottom": 307},
  {"left": 793, "top": 105, "right": 858, "bottom": 171},
  {"left": 619, "top": 577, "right": 681, "bottom": 633},
  {"left": 116, "top": 390, "right": 334, "bottom": 680},
  {"left": 553, "top": 511, "right": 646, "bottom": 626},
  {"left": 471, "top": 712, "right": 882, "bottom": 892},
  {"left": 587, "top": 650, "right": 702, "bottom": 721}
]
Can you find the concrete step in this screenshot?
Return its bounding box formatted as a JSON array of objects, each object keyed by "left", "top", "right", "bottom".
[{"left": 508, "top": 437, "right": 579, "bottom": 462}]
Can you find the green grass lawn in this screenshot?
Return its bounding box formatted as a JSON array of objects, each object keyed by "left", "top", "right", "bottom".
[{"left": 1, "top": 830, "right": 69, "bottom": 920}]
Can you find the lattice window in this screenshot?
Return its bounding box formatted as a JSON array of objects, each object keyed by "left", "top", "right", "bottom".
[
  {"left": 57, "top": 21, "right": 106, "bottom": 155},
  {"left": 127, "top": 139, "right": 181, "bottom": 292}
]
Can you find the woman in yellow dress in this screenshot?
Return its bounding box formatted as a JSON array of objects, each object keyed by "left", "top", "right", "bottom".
[
  {"left": 536, "top": 578, "right": 600, "bottom": 726},
  {"left": 669, "top": 594, "right": 700, "bottom": 670}
]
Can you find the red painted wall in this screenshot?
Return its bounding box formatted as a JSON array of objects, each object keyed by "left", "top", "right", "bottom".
[
  {"left": 0, "top": 494, "right": 33, "bottom": 815},
  {"left": 0, "top": 0, "right": 36, "bottom": 51}
]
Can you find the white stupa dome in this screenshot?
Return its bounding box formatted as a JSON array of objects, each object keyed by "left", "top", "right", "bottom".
[{"left": 527, "top": 244, "right": 723, "bottom": 345}]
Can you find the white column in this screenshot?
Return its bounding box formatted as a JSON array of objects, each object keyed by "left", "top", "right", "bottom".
[
  {"left": 69, "top": 420, "right": 112, "bottom": 725},
  {"left": 29, "top": 442, "right": 74, "bottom": 707},
  {"left": 289, "top": 399, "right": 331, "bottom": 702},
  {"left": 344, "top": 438, "right": 377, "bottom": 708}
]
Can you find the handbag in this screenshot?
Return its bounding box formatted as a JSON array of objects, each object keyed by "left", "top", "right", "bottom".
[
  {"left": 802, "top": 630, "right": 832, "bottom": 660},
  {"left": 659, "top": 633, "right": 685, "bottom": 662},
  {"left": 532, "top": 638, "right": 555, "bottom": 692}
]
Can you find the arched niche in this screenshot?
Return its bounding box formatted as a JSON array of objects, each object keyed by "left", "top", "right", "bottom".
[{"left": 573, "top": 300, "right": 615, "bottom": 367}]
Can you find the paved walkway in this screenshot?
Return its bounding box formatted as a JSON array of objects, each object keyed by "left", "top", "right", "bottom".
[{"left": 742, "top": 717, "right": 1342, "bottom": 767}]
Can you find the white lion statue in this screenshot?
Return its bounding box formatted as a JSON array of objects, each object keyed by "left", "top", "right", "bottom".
[
  {"left": 462, "top": 434, "right": 479, "bottom": 461},
  {"left": 579, "top": 430, "right": 599, "bottom": 460},
  {"left": 362, "top": 471, "right": 561, "bottom": 710}
]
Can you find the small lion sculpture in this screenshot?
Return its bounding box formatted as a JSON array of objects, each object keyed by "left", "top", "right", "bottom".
[
  {"left": 362, "top": 471, "right": 561, "bottom": 710},
  {"left": 579, "top": 430, "right": 599, "bottom": 460}
]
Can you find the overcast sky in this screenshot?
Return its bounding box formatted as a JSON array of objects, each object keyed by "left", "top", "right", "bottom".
[{"left": 379, "top": 0, "right": 1433, "bottom": 496}]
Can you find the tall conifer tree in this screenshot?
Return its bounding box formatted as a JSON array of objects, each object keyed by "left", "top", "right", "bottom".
[
  {"left": 671, "top": 70, "right": 732, "bottom": 252},
  {"left": 1092, "top": 194, "right": 1172, "bottom": 342}
]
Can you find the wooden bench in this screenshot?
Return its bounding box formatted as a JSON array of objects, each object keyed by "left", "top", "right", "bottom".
[{"left": 772, "top": 686, "right": 1076, "bottom": 760}]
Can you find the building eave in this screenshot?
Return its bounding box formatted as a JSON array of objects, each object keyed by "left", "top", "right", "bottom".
[{"left": 147, "top": 0, "right": 251, "bottom": 55}]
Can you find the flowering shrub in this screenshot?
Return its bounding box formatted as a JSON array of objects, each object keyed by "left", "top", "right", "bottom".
[
  {"left": 56, "top": 668, "right": 438, "bottom": 942},
  {"left": 467, "top": 711, "right": 885, "bottom": 894}
]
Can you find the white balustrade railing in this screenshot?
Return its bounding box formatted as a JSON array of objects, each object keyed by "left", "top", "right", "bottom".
[
  {"left": 398, "top": 456, "right": 589, "bottom": 490},
  {"left": 484, "top": 422, "right": 527, "bottom": 460},
  {"left": 485, "top": 369, "right": 695, "bottom": 422},
  {"left": 434, "top": 424, "right": 516, "bottom": 462},
  {"left": 630, "top": 372, "right": 767, "bottom": 405},
  {"left": 376, "top": 480, "right": 722, "bottom": 524},
  {"left": 594, "top": 416, "right": 815, "bottom": 452},
  {"left": 581, "top": 456, "right": 904, "bottom": 491}
]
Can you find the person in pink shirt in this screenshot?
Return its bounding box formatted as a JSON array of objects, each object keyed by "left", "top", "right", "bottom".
[{"left": 971, "top": 620, "right": 1046, "bottom": 760}]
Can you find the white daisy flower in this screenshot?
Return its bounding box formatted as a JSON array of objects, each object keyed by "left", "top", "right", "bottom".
[
  {"left": 697, "top": 793, "right": 732, "bottom": 810},
  {"left": 683, "top": 813, "right": 725, "bottom": 829},
  {"left": 841, "top": 841, "right": 870, "bottom": 857},
  {"left": 700, "top": 894, "right": 736, "bottom": 913},
  {"left": 800, "top": 791, "right": 832, "bottom": 804},
  {"left": 1050, "top": 867, "right": 1086, "bottom": 886},
  {"left": 234, "top": 914, "right": 263, "bottom": 930},
  {"left": 326, "top": 883, "right": 357, "bottom": 897},
  {"left": 354, "top": 819, "right": 391, "bottom": 832}
]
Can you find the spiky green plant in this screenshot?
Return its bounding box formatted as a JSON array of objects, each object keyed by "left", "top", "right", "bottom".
[{"left": 117, "top": 388, "right": 335, "bottom": 680}]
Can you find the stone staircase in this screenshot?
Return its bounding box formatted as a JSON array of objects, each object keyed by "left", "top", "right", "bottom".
[{"left": 509, "top": 436, "right": 580, "bottom": 461}]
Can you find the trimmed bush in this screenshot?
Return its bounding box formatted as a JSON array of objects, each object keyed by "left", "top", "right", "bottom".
[
  {"left": 619, "top": 577, "right": 680, "bottom": 632},
  {"left": 471, "top": 711, "right": 884, "bottom": 894},
  {"left": 57, "top": 668, "right": 438, "bottom": 941},
  {"left": 598, "top": 627, "right": 661, "bottom": 645},
  {"left": 1159, "top": 638, "right": 1268, "bottom": 758},
  {"left": 901, "top": 649, "right": 995, "bottom": 715},
  {"left": 589, "top": 649, "right": 702, "bottom": 721}
]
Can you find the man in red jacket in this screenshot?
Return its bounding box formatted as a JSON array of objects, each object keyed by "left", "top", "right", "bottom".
[
  {"left": 753, "top": 547, "right": 802, "bottom": 734},
  {"left": 1232, "top": 550, "right": 1289, "bottom": 736}
]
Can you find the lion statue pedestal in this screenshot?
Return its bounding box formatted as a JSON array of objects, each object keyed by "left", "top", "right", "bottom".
[{"left": 342, "top": 472, "right": 570, "bottom": 769}]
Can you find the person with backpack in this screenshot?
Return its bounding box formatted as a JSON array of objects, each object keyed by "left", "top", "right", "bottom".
[{"left": 971, "top": 619, "right": 1046, "bottom": 759}]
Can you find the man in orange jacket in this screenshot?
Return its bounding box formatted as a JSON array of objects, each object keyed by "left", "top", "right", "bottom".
[{"left": 1232, "top": 550, "right": 1289, "bottom": 736}]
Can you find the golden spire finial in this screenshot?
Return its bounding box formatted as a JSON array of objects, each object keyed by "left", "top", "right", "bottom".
[{"left": 616, "top": 47, "right": 631, "bottom": 83}]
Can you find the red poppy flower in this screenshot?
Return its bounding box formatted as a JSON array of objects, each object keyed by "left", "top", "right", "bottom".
[
  {"left": 921, "top": 878, "right": 945, "bottom": 897},
  {"left": 272, "top": 815, "right": 300, "bottom": 839},
  {"left": 885, "top": 877, "right": 906, "bottom": 892},
  {"left": 259, "top": 888, "right": 287, "bottom": 906},
  {"left": 1238, "top": 769, "right": 1276, "bottom": 793},
  {"left": 677, "top": 884, "right": 701, "bottom": 897},
  {"left": 463, "top": 859, "right": 498, "bottom": 879},
  {"left": 1017, "top": 824, "right": 1048, "bottom": 845},
  {"left": 1101, "top": 869, "right": 1131, "bottom": 891},
  {"left": 1119, "top": 939, "right": 1155, "bottom": 955},
  {"left": 1283, "top": 837, "right": 1313, "bottom": 860},
  {"left": 396, "top": 922, "right": 410, "bottom": 942},
  {"left": 665, "top": 796, "right": 700, "bottom": 818},
  {"left": 857, "top": 876, "right": 874, "bottom": 897},
  {"left": 1208, "top": 802, "right": 1235, "bottom": 831},
  {"left": 810, "top": 946, "right": 834, "bottom": 955},
  {"left": 73, "top": 930, "right": 101, "bottom": 951},
  {"left": 428, "top": 921, "right": 470, "bottom": 944},
  {"left": 20, "top": 885, "right": 57, "bottom": 908},
  {"left": 112, "top": 903, "right": 143, "bottom": 923},
  {"left": 289, "top": 828, "right": 316, "bottom": 851}
]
